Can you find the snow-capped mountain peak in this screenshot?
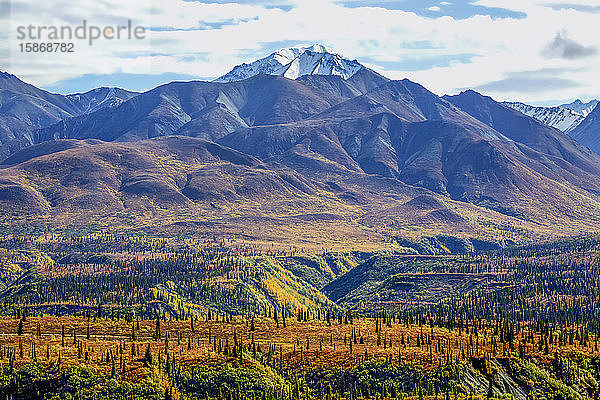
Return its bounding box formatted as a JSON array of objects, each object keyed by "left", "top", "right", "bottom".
[
  {"left": 502, "top": 101, "right": 586, "bottom": 133},
  {"left": 214, "top": 45, "right": 365, "bottom": 83},
  {"left": 561, "top": 99, "right": 599, "bottom": 118},
  {"left": 66, "top": 87, "right": 136, "bottom": 114}
]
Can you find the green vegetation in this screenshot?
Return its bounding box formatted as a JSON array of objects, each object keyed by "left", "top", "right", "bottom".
[
  {"left": 0, "top": 363, "right": 163, "bottom": 399},
  {"left": 0, "top": 233, "right": 600, "bottom": 399}
]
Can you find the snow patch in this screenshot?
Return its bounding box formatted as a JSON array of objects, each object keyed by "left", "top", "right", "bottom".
[{"left": 214, "top": 45, "right": 364, "bottom": 83}]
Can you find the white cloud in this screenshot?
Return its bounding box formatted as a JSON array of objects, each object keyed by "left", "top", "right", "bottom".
[
  {"left": 428, "top": 6, "right": 441, "bottom": 12},
  {"left": 1, "top": 0, "right": 599, "bottom": 103}
]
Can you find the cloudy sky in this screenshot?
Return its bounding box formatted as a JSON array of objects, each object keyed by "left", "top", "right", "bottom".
[{"left": 1, "top": 0, "right": 599, "bottom": 105}]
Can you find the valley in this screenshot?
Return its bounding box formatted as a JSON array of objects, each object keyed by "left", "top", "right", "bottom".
[{"left": 1, "top": 233, "right": 600, "bottom": 399}]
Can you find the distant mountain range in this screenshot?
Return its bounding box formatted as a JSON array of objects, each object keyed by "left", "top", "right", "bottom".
[
  {"left": 503, "top": 98, "right": 599, "bottom": 154},
  {"left": 571, "top": 103, "right": 600, "bottom": 155},
  {"left": 1, "top": 46, "right": 600, "bottom": 243},
  {"left": 0, "top": 72, "right": 136, "bottom": 159},
  {"left": 503, "top": 99, "right": 598, "bottom": 133},
  {"left": 502, "top": 102, "right": 585, "bottom": 132}
]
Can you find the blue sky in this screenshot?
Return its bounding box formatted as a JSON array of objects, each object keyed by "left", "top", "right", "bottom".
[
  {"left": 2, "top": 0, "right": 599, "bottom": 104},
  {"left": 190, "top": 0, "right": 526, "bottom": 19},
  {"left": 336, "top": 0, "right": 526, "bottom": 19}
]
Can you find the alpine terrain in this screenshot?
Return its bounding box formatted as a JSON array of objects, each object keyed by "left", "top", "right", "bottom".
[
  {"left": 214, "top": 44, "right": 365, "bottom": 82},
  {"left": 570, "top": 101, "right": 600, "bottom": 155},
  {"left": 503, "top": 98, "right": 598, "bottom": 133}
]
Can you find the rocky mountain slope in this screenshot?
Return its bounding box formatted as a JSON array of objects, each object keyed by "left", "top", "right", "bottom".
[
  {"left": 562, "top": 99, "right": 599, "bottom": 117},
  {"left": 570, "top": 103, "right": 600, "bottom": 155}
]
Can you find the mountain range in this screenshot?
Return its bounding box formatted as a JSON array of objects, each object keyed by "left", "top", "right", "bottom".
[
  {"left": 502, "top": 102, "right": 585, "bottom": 133},
  {"left": 1, "top": 45, "right": 600, "bottom": 247},
  {"left": 503, "top": 99, "right": 598, "bottom": 133},
  {"left": 0, "top": 72, "right": 136, "bottom": 159},
  {"left": 571, "top": 103, "right": 600, "bottom": 155},
  {"left": 503, "top": 98, "right": 599, "bottom": 155}
]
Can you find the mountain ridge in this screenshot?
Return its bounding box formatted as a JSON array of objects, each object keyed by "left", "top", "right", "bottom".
[
  {"left": 214, "top": 45, "right": 366, "bottom": 83},
  {"left": 502, "top": 101, "right": 584, "bottom": 133},
  {"left": 571, "top": 104, "right": 600, "bottom": 155},
  {"left": 0, "top": 72, "right": 137, "bottom": 159},
  {"left": 502, "top": 99, "right": 598, "bottom": 133},
  {"left": 562, "top": 99, "right": 599, "bottom": 117}
]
